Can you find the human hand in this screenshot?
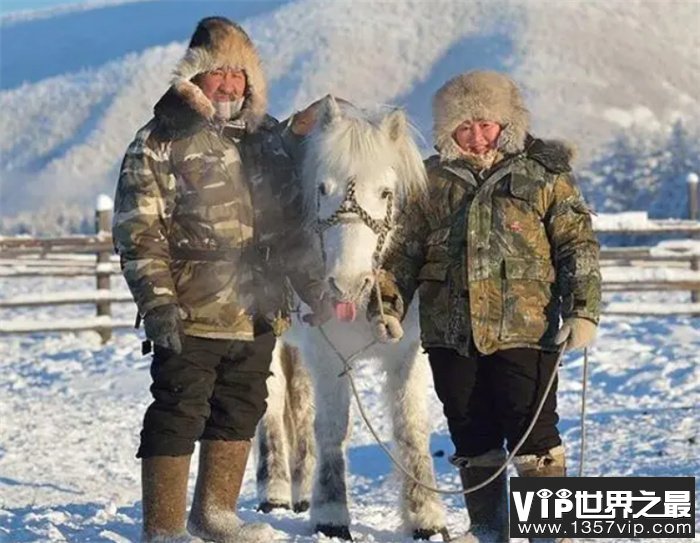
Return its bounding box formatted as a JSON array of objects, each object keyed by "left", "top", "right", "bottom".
[
  {"left": 143, "top": 304, "right": 184, "bottom": 353},
  {"left": 555, "top": 317, "right": 597, "bottom": 351},
  {"left": 371, "top": 314, "right": 404, "bottom": 344}
]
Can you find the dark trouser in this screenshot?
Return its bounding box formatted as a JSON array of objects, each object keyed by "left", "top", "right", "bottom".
[
  {"left": 427, "top": 347, "right": 561, "bottom": 458},
  {"left": 137, "top": 325, "right": 276, "bottom": 458}
]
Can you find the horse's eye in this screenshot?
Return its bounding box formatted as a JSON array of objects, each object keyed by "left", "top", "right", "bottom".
[
  {"left": 380, "top": 189, "right": 392, "bottom": 200},
  {"left": 318, "top": 183, "right": 328, "bottom": 196}
]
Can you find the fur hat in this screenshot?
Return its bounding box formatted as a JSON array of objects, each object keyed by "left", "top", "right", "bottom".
[
  {"left": 171, "top": 17, "right": 267, "bottom": 131},
  {"left": 433, "top": 70, "right": 530, "bottom": 161}
]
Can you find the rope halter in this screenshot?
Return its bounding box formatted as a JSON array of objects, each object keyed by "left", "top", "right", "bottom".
[{"left": 313, "top": 176, "right": 395, "bottom": 269}]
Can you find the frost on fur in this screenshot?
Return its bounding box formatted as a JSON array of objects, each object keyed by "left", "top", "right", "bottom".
[{"left": 255, "top": 97, "right": 447, "bottom": 537}]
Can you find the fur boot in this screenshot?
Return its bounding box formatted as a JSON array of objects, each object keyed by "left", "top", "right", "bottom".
[
  {"left": 513, "top": 445, "right": 566, "bottom": 478},
  {"left": 141, "top": 455, "right": 203, "bottom": 543},
  {"left": 451, "top": 449, "right": 509, "bottom": 542},
  {"left": 514, "top": 445, "right": 571, "bottom": 543},
  {"left": 188, "top": 440, "right": 279, "bottom": 543}
]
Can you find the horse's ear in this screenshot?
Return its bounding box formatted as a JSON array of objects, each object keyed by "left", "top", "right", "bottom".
[
  {"left": 381, "top": 109, "right": 407, "bottom": 142},
  {"left": 318, "top": 94, "right": 342, "bottom": 128}
]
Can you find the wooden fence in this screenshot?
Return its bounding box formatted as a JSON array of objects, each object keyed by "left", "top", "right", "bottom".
[
  {"left": 0, "top": 197, "right": 132, "bottom": 343},
  {"left": 1, "top": 176, "right": 699, "bottom": 341}
]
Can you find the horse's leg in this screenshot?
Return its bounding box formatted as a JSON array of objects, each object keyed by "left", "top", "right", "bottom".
[
  {"left": 303, "top": 334, "right": 353, "bottom": 540},
  {"left": 382, "top": 339, "right": 448, "bottom": 540},
  {"left": 287, "top": 346, "right": 316, "bottom": 513},
  {"left": 255, "top": 340, "right": 292, "bottom": 512}
]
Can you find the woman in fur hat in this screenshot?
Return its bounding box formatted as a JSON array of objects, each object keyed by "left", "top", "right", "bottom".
[
  {"left": 113, "top": 17, "right": 326, "bottom": 543},
  {"left": 370, "top": 70, "right": 601, "bottom": 542}
]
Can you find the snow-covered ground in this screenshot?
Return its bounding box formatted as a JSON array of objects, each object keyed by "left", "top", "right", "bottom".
[
  {"left": 1, "top": 1, "right": 699, "bottom": 541},
  {"left": 0, "top": 276, "right": 698, "bottom": 542}
]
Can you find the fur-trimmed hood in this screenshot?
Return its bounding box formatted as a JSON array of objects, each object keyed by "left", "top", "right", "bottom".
[
  {"left": 433, "top": 70, "right": 530, "bottom": 161},
  {"left": 524, "top": 136, "right": 577, "bottom": 173},
  {"left": 166, "top": 16, "right": 267, "bottom": 133}
]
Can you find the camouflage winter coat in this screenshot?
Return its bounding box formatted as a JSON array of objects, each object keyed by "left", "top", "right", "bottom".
[
  {"left": 113, "top": 88, "right": 323, "bottom": 340},
  {"left": 376, "top": 137, "right": 601, "bottom": 356}
]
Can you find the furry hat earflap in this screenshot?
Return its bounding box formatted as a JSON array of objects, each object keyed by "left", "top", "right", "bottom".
[
  {"left": 171, "top": 16, "right": 267, "bottom": 131},
  {"left": 433, "top": 70, "right": 530, "bottom": 161}
]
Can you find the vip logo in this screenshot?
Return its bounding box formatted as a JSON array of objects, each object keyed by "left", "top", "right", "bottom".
[
  {"left": 512, "top": 489, "right": 575, "bottom": 521},
  {"left": 510, "top": 477, "right": 695, "bottom": 539}
]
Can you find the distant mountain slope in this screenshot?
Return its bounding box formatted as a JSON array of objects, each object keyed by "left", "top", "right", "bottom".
[
  {"left": 1, "top": 0, "right": 698, "bottom": 232},
  {"left": 0, "top": 1, "right": 287, "bottom": 88}
]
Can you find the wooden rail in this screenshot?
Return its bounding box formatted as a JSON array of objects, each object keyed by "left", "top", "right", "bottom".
[
  {"left": 0, "top": 316, "right": 134, "bottom": 335},
  {"left": 0, "top": 290, "right": 133, "bottom": 308},
  {"left": 0, "top": 196, "right": 122, "bottom": 342},
  {"left": 1, "top": 179, "right": 699, "bottom": 340}
]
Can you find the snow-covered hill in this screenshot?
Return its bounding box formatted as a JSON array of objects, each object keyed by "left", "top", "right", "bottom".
[
  {"left": 1, "top": 0, "right": 699, "bottom": 228},
  {"left": 1, "top": 4, "right": 698, "bottom": 542}
]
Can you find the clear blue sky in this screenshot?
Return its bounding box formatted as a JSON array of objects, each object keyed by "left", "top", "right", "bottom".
[{"left": 1, "top": 0, "right": 87, "bottom": 15}]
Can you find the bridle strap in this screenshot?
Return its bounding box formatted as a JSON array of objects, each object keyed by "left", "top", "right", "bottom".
[{"left": 314, "top": 176, "right": 394, "bottom": 268}]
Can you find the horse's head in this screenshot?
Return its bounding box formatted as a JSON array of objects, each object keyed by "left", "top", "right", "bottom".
[{"left": 300, "top": 95, "right": 426, "bottom": 321}]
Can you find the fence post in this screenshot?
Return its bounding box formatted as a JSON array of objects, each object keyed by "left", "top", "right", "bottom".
[
  {"left": 688, "top": 173, "right": 699, "bottom": 303},
  {"left": 95, "top": 194, "right": 114, "bottom": 343}
]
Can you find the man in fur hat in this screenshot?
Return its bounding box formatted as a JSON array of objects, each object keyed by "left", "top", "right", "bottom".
[
  {"left": 113, "top": 17, "right": 327, "bottom": 543},
  {"left": 370, "top": 70, "right": 600, "bottom": 542}
]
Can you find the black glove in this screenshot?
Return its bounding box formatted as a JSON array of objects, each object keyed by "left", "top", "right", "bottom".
[{"left": 143, "top": 304, "right": 184, "bottom": 354}]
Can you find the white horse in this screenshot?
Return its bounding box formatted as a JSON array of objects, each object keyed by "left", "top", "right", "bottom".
[{"left": 255, "top": 96, "right": 448, "bottom": 541}]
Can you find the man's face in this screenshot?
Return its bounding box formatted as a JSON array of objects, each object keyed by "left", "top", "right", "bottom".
[
  {"left": 452, "top": 119, "right": 502, "bottom": 155},
  {"left": 196, "top": 68, "right": 247, "bottom": 102}
]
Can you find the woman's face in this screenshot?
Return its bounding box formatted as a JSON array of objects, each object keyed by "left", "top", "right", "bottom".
[{"left": 452, "top": 120, "right": 502, "bottom": 155}]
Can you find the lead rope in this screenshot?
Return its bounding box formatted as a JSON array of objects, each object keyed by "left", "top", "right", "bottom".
[
  {"left": 578, "top": 346, "right": 590, "bottom": 477},
  {"left": 316, "top": 277, "right": 572, "bottom": 496},
  {"left": 310, "top": 176, "right": 589, "bottom": 489}
]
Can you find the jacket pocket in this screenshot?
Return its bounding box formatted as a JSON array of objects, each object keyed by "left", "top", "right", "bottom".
[
  {"left": 171, "top": 259, "right": 248, "bottom": 325},
  {"left": 499, "top": 257, "right": 556, "bottom": 342},
  {"left": 508, "top": 173, "right": 537, "bottom": 203},
  {"left": 505, "top": 173, "right": 547, "bottom": 222},
  {"left": 425, "top": 227, "right": 451, "bottom": 262},
  {"left": 417, "top": 261, "right": 451, "bottom": 343}
]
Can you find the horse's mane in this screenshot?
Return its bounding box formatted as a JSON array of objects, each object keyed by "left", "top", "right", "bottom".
[{"left": 301, "top": 102, "right": 427, "bottom": 221}]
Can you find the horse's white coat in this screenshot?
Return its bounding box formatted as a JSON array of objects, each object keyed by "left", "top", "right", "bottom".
[{"left": 256, "top": 96, "right": 446, "bottom": 537}]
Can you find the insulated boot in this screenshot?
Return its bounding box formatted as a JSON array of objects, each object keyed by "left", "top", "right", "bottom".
[
  {"left": 187, "top": 440, "right": 279, "bottom": 543},
  {"left": 141, "top": 455, "right": 203, "bottom": 543},
  {"left": 513, "top": 445, "right": 571, "bottom": 543},
  {"left": 513, "top": 445, "right": 566, "bottom": 478},
  {"left": 452, "top": 449, "right": 510, "bottom": 542}
]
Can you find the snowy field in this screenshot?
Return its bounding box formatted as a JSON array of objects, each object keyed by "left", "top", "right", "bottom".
[
  {"left": 1, "top": 0, "right": 699, "bottom": 541},
  {"left": 0, "top": 276, "right": 698, "bottom": 542}
]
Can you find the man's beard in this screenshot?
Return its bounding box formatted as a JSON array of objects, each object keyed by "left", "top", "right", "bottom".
[{"left": 213, "top": 97, "right": 245, "bottom": 121}]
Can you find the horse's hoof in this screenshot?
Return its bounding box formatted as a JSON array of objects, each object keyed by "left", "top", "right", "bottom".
[
  {"left": 413, "top": 526, "right": 451, "bottom": 541},
  {"left": 316, "top": 524, "right": 353, "bottom": 541},
  {"left": 293, "top": 500, "right": 310, "bottom": 513},
  {"left": 257, "top": 500, "right": 291, "bottom": 513}
]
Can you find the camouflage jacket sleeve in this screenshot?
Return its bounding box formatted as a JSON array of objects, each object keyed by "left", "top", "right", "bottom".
[
  {"left": 544, "top": 173, "right": 601, "bottom": 324},
  {"left": 263, "top": 118, "right": 326, "bottom": 309},
  {"left": 280, "top": 189, "right": 326, "bottom": 309},
  {"left": 370, "top": 196, "right": 430, "bottom": 320},
  {"left": 112, "top": 123, "right": 177, "bottom": 316}
]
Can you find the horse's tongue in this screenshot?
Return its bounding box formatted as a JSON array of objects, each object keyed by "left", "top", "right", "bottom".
[{"left": 334, "top": 301, "right": 357, "bottom": 322}]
